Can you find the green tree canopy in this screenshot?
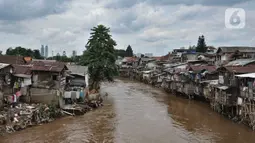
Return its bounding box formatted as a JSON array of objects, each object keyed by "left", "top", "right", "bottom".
[
  {"left": 115, "top": 49, "right": 126, "bottom": 57},
  {"left": 81, "top": 25, "right": 118, "bottom": 90},
  {"left": 125, "top": 45, "right": 133, "bottom": 57},
  {"left": 6, "top": 46, "right": 43, "bottom": 59},
  {"left": 196, "top": 35, "right": 207, "bottom": 53}
]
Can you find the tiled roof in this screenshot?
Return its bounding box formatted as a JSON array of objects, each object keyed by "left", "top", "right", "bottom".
[{"left": 0, "top": 55, "right": 26, "bottom": 64}]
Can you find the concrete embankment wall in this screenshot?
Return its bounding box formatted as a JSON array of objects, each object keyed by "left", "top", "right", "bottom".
[{"left": 30, "top": 88, "right": 59, "bottom": 105}]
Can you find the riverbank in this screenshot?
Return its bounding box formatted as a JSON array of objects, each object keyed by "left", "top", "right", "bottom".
[
  {"left": 121, "top": 70, "right": 255, "bottom": 131},
  {"left": 1, "top": 80, "right": 255, "bottom": 143},
  {"left": 0, "top": 100, "right": 103, "bottom": 135}
]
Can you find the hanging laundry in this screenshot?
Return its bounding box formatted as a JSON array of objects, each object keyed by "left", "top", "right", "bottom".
[
  {"left": 14, "top": 82, "right": 20, "bottom": 89},
  {"left": 16, "top": 91, "right": 22, "bottom": 97}
]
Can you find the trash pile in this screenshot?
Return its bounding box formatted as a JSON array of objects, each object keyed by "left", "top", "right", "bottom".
[
  {"left": 0, "top": 91, "right": 105, "bottom": 135},
  {"left": 0, "top": 103, "right": 62, "bottom": 135},
  {"left": 62, "top": 99, "right": 104, "bottom": 116}
]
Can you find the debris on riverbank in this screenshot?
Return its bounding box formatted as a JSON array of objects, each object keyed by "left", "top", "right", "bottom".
[
  {"left": 0, "top": 103, "right": 62, "bottom": 135},
  {"left": 0, "top": 98, "right": 103, "bottom": 135}
]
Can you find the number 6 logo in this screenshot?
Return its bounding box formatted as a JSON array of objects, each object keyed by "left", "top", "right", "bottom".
[{"left": 225, "top": 8, "right": 245, "bottom": 29}]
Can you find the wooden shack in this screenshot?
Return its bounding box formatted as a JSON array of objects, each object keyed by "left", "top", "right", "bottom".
[{"left": 235, "top": 73, "right": 255, "bottom": 130}]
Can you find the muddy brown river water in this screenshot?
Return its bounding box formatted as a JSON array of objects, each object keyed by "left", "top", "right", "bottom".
[{"left": 1, "top": 79, "right": 255, "bottom": 143}]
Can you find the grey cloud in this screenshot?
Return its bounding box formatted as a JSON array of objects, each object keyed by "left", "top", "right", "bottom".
[
  {"left": 148, "top": 0, "right": 252, "bottom": 6},
  {"left": 0, "top": 0, "right": 71, "bottom": 21},
  {"left": 0, "top": 21, "right": 26, "bottom": 34},
  {"left": 105, "top": 0, "right": 252, "bottom": 8}
]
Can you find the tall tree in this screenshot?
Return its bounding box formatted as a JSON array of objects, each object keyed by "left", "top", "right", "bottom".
[
  {"left": 125, "top": 45, "right": 133, "bottom": 57},
  {"left": 81, "top": 25, "right": 118, "bottom": 90},
  {"left": 196, "top": 35, "right": 207, "bottom": 53}
]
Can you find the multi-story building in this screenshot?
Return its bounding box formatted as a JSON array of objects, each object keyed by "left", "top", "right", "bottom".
[
  {"left": 72, "top": 50, "right": 77, "bottom": 57},
  {"left": 45, "top": 45, "right": 49, "bottom": 58},
  {"left": 40, "top": 45, "right": 45, "bottom": 57}
]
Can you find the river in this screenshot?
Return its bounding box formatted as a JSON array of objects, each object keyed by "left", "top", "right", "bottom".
[{"left": 1, "top": 79, "right": 255, "bottom": 143}]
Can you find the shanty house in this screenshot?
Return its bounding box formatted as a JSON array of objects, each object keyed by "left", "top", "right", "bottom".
[
  {"left": 66, "top": 65, "right": 88, "bottom": 88},
  {"left": 209, "top": 59, "right": 255, "bottom": 114},
  {"left": 30, "top": 60, "right": 68, "bottom": 89},
  {"left": 27, "top": 60, "right": 68, "bottom": 105},
  {"left": 235, "top": 73, "right": 255, "bottom": 128},
  {"left": 216, "top": 46, "right": 255, "bottom": 66},
  {"left": 12, "top": 64, "right": 32, "bottom": 102},
  {"left": 187, "top": 65, "right": 217, "bottom": 99},
  {"left": 0, "top": 63, "right": 13, "bottom": 107},
  {"left": 62, "top": 65, "right": 88, "bottom": 106}
]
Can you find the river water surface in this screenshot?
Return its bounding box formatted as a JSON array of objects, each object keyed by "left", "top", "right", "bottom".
[{"left": 1, "top": 79, "right": 255, "bottom": 143}]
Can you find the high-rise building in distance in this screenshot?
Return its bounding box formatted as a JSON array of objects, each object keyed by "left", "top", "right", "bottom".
[
  {"left": 63, "top": 51, "right": 66, "bottom": 57},
  {"left": 72, "top": 50, "right": 77, "bottom": 57},
  {"left": 45, "top": 45, "right": 48, "bottom": 58},
  {"left": 40, "top": 45, "right": 45, "bottom": 57}
]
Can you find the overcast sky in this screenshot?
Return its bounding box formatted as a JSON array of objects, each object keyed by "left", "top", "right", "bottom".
[{"left": 0, "top": 0, "right": 254, "bottom": 56}]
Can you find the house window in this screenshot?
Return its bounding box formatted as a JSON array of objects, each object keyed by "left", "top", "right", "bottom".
[{"left": 52, "top": 75, "right": 57, "bottom": 81}]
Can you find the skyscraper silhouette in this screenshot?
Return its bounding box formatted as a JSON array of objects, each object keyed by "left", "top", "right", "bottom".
[
  {"left": 40, "top": 45, "right": 45, "bottom": 57},
  {"left": 45, "top": 45, "right": 48, "bottom": 58},
  {"left": 63, "top": 51, "right": 66, "bottom": 57}
]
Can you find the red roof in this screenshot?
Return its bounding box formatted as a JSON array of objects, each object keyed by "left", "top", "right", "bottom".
[
  {"left": 188, "top": 65, "right": 217, "bottom": 73},
  {"left": 152, "top": 57, "right": 162, "bottom": 61},
  {"left": 152, "top": 53, "right": 172, "bottom": 61},
  {"left": 124, "top": 57, "right": 137, "bottom": 62},
  {"left": 161, "top": 53, "right": 172, "bottom": 61},
  {"left": 225, "top": 65, "right": 255, "bottom": 73}
]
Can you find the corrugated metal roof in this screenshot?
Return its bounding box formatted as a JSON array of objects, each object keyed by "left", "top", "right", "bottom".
[
  {"left": 0, "top": 55, "right": 26, "bottom": 64},
  {"left": 30, "top": 60, "right": 67, "bottom": 72},
  {"left": 217, "top": 47, "right": 255, "bottom": 53},
  {"left": 225, "top": 64, "right": 255, "bottom": 73},
  {"left": 235, "top": 73, "right": 255, "bottom": 78},
  {"left": 188, "top": 65, "right": 217, "bottom": 73},
  {"left": 217, "top": 86, "right": 229, "bottom": 90},
  {"left": 0, "top": 63, "right": 11, "bottom": 69},
  {"left": 225, "top": 59, "right": 255, "bottom": 66},
  {"left": 142, "top": 70, "right": 153, "bottom": 74},
  {"left": 13, "top": 64, "right": 31, "bottom": 75},
  {"left": 67, "top": 65, "right": 88, "bottom": 76}
]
